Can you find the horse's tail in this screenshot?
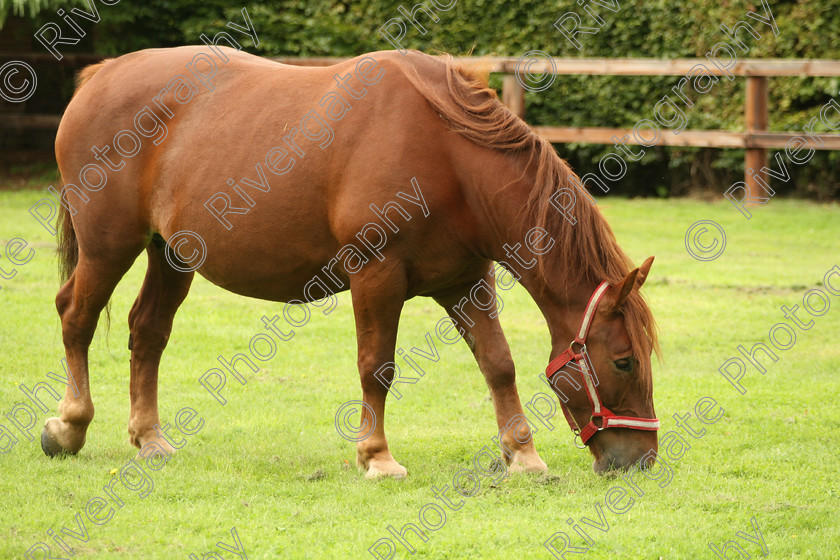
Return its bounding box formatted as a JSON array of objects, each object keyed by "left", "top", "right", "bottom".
[
  {"left": 73, "top": 59, "right": 112, "bottom": 97},
  {"left": 56, "top": 60, "right": 110, "bottom": 283},
  {"left": 56, "top": 184, "right": 78, "bottom": 284},
  {"left": 57, "top": 59, "right": 115, "bottom": 328}
]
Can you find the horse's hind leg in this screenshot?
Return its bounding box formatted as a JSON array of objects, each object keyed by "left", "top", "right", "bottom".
[
  {"left": 127, "top": 240, "right": 194, "bottom": 453},
  {"left": 349, "top": 264, "right": 409, "bottom": 478},
  {"left": 435, "top": 269, "right": 547, "bottom": 473},
  {"left": 43, "top": 251, "right": 140, "bottom": 456}
]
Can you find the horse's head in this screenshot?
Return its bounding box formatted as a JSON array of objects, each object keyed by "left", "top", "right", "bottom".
[{"left": 546, "top": 256, "right": 658, "bottom": 474}]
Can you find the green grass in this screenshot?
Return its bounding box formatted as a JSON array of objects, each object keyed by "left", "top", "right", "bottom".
[{"left": 1, "top": 189, "right": 838, "bottom": 559}]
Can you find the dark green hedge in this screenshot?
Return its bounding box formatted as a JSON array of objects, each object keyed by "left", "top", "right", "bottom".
[{"left": 34, "top": 1, "right": 840, "bottom": 197}]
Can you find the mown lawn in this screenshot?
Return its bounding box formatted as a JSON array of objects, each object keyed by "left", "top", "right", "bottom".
[{"left": 1, "top": 188, "right": 838, "bottom": 559}]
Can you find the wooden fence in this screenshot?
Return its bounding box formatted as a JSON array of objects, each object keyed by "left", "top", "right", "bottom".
[{"left": 4, "top": 53, "right": 840, "bottom": 195}]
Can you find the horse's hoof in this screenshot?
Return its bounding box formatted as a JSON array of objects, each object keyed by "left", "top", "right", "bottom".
[
  {"left": 41, "top": 428, "right": 70, "bottom": 457},
  {"left": 508, "top": 452, "right": 548, "bottom": 473},
  {"left": 364, "top": 460, "right": 408, "bottom": 479}
]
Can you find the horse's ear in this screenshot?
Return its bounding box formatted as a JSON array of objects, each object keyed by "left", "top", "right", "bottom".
[
  {"left": 611, "top": 256, "right": 654, "bottom": 310},
  {"left": 636, "top": 256, "right": 655, "bottom": 288},
  {"left": 612, "top": 268, "right": 640, "bottom": 309}
]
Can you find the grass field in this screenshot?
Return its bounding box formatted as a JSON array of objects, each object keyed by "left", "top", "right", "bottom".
[{"left": 1, "top": 188, "right": 838, "bottom": 559}]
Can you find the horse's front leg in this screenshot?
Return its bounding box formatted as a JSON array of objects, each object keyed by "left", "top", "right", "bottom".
[
  {"left": 436, "top": 270, "right": 548, "bottom": 473},
  {"left": 349, "top": 263, "right": 408, "bottom": 479}
]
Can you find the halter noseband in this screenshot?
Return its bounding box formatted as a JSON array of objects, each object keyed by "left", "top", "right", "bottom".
[{"left": 544, "top": 281, "right": 660, "bottom": 448}]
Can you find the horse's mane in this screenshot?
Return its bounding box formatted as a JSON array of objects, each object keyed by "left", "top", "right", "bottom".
[{"left": 401, "top": 52, "right": 659, "bottom": 381}]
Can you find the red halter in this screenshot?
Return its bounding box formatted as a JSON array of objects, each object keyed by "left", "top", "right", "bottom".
[{"left": 545, "top": 281, "right": 660, "bottom": 448}]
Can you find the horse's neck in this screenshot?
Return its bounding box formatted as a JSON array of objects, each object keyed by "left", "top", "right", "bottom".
[
  {"left": 459, "top": 147, "right": 596, "bottom": 347},
  {"left": 460, "top": 145, "right": 539, "bottom": 259}
]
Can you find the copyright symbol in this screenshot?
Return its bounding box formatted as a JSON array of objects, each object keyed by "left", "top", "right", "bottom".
[
  {"left": 164, "top": 230, "right": 207, "bottom": 272},
  {"left": 514, "top": 50, "right": 556, "bottom": 92},
  {"left": 685, "top": 220, "right": 726, "bottom": 261},
  {"left": 0, "top": 61, "right": 38, "bottom": 103},
  {"left": 334, "top": 400, "right": 376, "bottom": 442}
]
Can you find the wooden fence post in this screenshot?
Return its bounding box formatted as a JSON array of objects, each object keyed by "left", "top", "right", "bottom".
[
  {"left": 502, "top": 75, "right": 526, "bottom": 119},
  {"left": 744, "top": 76, "right": 769, "bottom": 200}
]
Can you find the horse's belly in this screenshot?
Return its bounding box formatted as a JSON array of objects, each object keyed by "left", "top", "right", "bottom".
[{"left": 180, "top": 222, "right": 345, "bottom": 303}]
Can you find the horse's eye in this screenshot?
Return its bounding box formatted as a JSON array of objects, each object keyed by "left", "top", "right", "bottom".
[{"left": 614, "top": 358, "right": 635, "bottom": 373}]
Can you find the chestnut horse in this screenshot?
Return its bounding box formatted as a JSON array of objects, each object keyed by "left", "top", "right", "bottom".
[{"left": 48, "top": 46, "right": 659, "bottom": 476}]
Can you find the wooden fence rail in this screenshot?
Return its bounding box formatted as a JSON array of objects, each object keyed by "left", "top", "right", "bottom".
[{"left": 454, "top": 57, "right": 840, "bottom": 197}]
